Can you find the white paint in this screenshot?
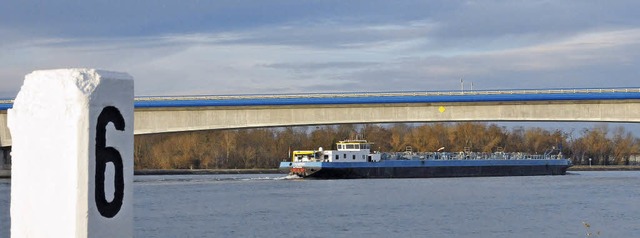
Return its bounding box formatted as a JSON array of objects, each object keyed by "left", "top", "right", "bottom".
[
  {"left": 8, "top": 69, "right": 134, "bottom": 238},
  {"left": 104, "top": 161, "right": 115, "bottom": 203}
]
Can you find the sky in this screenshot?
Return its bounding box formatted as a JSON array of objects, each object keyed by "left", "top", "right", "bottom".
[{"left": 2, "top": 0, "right": 640, "bottom": 97}]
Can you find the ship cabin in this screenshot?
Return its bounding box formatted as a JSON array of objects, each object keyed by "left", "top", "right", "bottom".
[{"left": 291, "top": 140, "right": 381, "bottom": 163}]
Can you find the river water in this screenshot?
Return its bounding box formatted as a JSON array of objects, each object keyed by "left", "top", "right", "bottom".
[{"left": 1, "top": 171, "right": 639, "bottom": 237}]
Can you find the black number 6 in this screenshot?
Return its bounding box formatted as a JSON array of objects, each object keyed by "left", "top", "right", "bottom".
[{"left": 95, "top": 106, "right": 125, "bottom": 218}]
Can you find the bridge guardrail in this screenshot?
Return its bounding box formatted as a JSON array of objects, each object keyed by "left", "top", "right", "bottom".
[
  {"left": 2, "top": 88, "right": 640, "bottom": 105},
  {"left": 134, "top": 87, "right": 640, "bottom": 101}
]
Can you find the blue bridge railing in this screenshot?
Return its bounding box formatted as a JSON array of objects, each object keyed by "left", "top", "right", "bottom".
[{"left": 2, "top": 87, "right": 640, "bottom": 110}]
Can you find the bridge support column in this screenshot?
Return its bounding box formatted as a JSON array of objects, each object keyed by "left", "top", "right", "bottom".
[
  {"left": 0, "top": 147, "right": 9, "bottom": 169},
  {"left": 8, "top": 69, "right": 134, "bottom": 238},
  {"left": 0, "top": 147, "right": 10, "bottom": 178},
  {"left": 0, "top": 147, "right": 5, "bottom": 170}
]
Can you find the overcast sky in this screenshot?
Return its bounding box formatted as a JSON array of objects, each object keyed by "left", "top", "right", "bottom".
[{"left": 2, "top": 0, "right": 640, "bottom": 98}]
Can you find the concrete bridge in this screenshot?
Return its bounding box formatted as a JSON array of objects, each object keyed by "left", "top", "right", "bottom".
[{"left": 2, "top": 87, "right": 640, "bottom": 172}]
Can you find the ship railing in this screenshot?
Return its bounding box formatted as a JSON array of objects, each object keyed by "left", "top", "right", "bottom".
[
  {"left": 292, "top": 157, "right": 327, "bottom": 163},
  {"left": 380, "top": 152, "right": 563, "bottom": 161},
  {"left": 3, "top": 88, "right": 639, "bottom": 106}
]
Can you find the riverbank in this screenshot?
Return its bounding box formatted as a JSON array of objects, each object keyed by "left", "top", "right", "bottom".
[
  {"left": 2, "top": 166, "right": 637, "bottom": 179},
  {"left": 0, "top": 169, "right": 282, "bottom": 178},
  {"left": 568, "top": 165, "right": 640, "bottom": 171},
  {"left": 134, "top": 168, "right": 282, "bottom": 175}
]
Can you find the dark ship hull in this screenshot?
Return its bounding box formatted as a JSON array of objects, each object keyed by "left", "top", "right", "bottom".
[{"left": 280, "top": 159, "right": 571, "bottom": 179}]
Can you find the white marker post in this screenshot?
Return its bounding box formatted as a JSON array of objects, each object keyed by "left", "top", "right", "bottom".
[{"left": 8, "top": 69, "right": 134, "bottom": 238}]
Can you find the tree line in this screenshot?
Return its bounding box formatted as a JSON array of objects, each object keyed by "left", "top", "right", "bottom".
[{"left": 134, "top": 123, "right": 640, "bottom": 170}]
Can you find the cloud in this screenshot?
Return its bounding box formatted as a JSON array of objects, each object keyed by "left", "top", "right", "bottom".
[
  {"left": 0, "top": 0, "right": 445, "bottom": 42},
  {"left": 2, "top": 1, "right": 640, "bottom": 98},
  {"left": 2, "top": 25, "right": 640, "bottom": 97}
]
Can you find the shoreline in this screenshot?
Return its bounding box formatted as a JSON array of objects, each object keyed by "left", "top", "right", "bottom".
[
  {"left": 2, "top": 166, "right": 638, "bottom": 179},
  {"left": 134, "top": 168, "right": 282, "bottom": 175},
  {"left": 0, "top": 169, "right": 282, "bottom": 178},
  {"left": 567, "top": 165, "right": 640, "bottom": 171},
  {"left": 135, "top": 166, "right": 640, "bottom": 174}
]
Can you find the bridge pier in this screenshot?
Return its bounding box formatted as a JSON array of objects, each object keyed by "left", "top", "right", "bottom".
[
  {"left": 0, "top": 147, "right": 7, "bottom": 168},
  {"left": 0, "top": 146, "right": 9, "bottom": 178}
]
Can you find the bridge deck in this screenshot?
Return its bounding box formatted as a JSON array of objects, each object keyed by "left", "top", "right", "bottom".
[
  {"left": 2, "top": 87, "right": 640, "bottom": 147},
  {"left": 3, "top": 87, "right": 640, "bottom": 110}
]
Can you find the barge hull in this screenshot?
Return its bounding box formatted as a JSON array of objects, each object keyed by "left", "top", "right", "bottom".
[
  {"left": 279, "top": 160, "right": 571, "bottom": 179},
  {"left": 307, "top": 165, "right": 569, "bottom": 179}
]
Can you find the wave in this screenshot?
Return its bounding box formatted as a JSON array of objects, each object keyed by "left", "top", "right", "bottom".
[{"left": 134, "top": 174, "right": 300, "bottom": 184}]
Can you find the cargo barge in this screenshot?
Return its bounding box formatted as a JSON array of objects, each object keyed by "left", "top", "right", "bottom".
[{"left": 279, "top": 140, "right": 571, "bottom": 179}]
